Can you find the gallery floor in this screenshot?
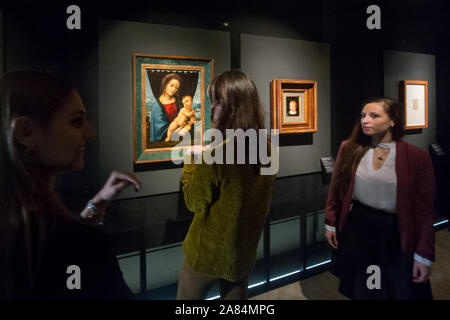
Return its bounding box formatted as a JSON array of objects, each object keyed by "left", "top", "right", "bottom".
[{"left": 251, "top": 228, "right": 450, "bottom": 300}]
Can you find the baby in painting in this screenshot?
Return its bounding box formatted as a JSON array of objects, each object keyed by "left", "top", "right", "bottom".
[
  {"left": 287, "top": 100, "right": 299, "bottom": 117},
  {"left": 165, "top": 95, "right": 197, "bottom": 142}
]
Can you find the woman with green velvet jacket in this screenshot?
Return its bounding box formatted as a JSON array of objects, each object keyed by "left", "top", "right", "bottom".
[{"left": 176, "top": 70, "right": 276, "bottom": 300}]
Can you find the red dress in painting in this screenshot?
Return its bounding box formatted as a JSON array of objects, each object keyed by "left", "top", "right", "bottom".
[{"left": 163, "top": 102, "right": 178, "bottom": 123}]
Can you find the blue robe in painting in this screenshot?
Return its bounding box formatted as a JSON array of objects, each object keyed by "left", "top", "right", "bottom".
[{"left": 149, "top": 97, "right": 182, "bottom": 142}]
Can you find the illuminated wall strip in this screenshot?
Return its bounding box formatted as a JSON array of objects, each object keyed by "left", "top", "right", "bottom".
[
  {"left": 305, "top": 259, "right": 331, "bottom": 270},
  {"left": 269, "top": 259, "right": 333, "bottom": 282},
  {"left": 269, "top": 269, "right": 301, "bottom": 282},
  {"left": 434, "top": 220, "right": 449, "bottom": 227},
  {"left": 248, "top": 281, "right": 267, "bottom": 289},
  {"left": 206, "top": 281, "right": 267, "bottom": 300}
]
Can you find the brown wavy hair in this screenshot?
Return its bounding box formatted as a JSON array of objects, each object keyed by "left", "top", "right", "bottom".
[
  {"left": 331, "top": 98, "right": 405, "bottom": 201},
  {"left": 207, "top": 70, "right": 266, "bottom": 168},
  {"left": 208, "top": 70, "right": 265, "bottom": 133}
]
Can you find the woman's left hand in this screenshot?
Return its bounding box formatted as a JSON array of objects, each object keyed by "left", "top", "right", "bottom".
[
  {"left": 412, "top": 260, "right": 431, "bottom": 283},
  {"left": 80, "top": 171, "right": 141, "bottom": 222},
  {"left": 97, "top": 171, "right": 142, "bottom": 202}
]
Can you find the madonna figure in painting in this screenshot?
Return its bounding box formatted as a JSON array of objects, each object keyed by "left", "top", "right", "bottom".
[{"left": 150, "top": 73, "right": 183, "bottom": 142}]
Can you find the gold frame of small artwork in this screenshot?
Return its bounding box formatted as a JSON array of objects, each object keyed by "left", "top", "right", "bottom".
[{"left": 270, "top": 79, "right": 318, "bottom": 134}]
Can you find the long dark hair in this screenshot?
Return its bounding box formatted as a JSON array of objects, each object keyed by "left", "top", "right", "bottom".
[
  {"left": 0, "top": 70, "right": 74, "bottom": 298},
  {"left": 208, "top": 70, "right": 265, "bottom": 133},
  {"left": 207, "top": 70, "right": 266, "bottom": 168},
  {"left": 331, "top": 97, "right": 404, "bottom": 201}
]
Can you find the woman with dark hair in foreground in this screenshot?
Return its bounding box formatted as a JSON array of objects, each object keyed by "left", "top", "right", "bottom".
[{"left": 0, "top": 70, "right": 141, "bottom": 299}]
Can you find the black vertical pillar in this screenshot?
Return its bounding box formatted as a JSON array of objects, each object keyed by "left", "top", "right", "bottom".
[{"left": 330, "top": 1, "right": 384, "bottom": 155}]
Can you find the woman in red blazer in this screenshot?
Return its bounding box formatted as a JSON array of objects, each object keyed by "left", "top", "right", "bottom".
[{"left": 325, "top": 98, "right": 435, "bottom": 300}]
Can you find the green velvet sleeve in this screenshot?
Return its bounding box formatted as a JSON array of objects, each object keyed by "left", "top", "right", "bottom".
[{"left": 181, "top": 163, "right": 217, "bottom": 214}]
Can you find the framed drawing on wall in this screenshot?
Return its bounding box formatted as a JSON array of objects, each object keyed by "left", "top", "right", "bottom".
[
  {"left": 270, "top": 79, "right": 317, "bottom": 134},
  {"left": 133, "top": 54, "right": 213, "bottom": 164},
  {"left": 400, "top": 80, "right": 428, "bottom": 130}
]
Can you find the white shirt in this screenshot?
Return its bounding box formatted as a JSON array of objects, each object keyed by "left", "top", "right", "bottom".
[{"left": 352, "top": 142, "right": 397, "bottom": 213}]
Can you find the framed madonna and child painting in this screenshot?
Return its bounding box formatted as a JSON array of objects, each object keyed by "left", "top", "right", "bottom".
[{"left": 133, "top": 54, "right": 213, "bottom": 164}]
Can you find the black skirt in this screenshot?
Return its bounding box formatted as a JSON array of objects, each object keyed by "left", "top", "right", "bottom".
[{"left": 332, "top": 200, "right": 433, "bottom": 300}]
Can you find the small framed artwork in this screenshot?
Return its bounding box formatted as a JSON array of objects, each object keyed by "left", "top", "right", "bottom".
[
  {"left": 400, "top": 80, "right": 428, "bottom": 130},
  {"left": 270, "top": 79, "right": 317, "bottom": 134},
  {"left": 133, "top": 54, "right": 213, "bottom": 164}
]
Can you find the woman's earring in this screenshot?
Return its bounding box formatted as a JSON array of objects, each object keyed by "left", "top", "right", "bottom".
[{"left": 23, "top": 148, "right": 38, "bottom": 164}]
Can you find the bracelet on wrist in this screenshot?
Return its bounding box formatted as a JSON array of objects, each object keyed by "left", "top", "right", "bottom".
[{"left": 87, "top": 199, "right": 105, "bottom": 226}]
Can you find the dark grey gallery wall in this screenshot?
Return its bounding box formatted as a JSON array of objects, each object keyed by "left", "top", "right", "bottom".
[
  {"left": 241, "top": 34, "right": 331, "bottom": 177},
  {"left": 383, "top": 50, "right": 436, "bottom": 150},
  {"left": 0, "top": 10, "right": 3, "bottom": 76},
  {"left": 98, "top": 19, "right": 230, "bottom": 199},
  {"left": 98, "top": 20, "right": 231, "bottom": 198},
  {"left": 2, "top": 6, "right": 100, "bottom": 208}
]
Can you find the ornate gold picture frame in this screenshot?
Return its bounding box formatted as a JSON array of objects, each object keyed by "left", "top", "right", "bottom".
[
  {"left": 133, "top": 54, "right": 213, "bottom": 164},
  {"left": 270, "top": 79, "right": 318, "bottom": 134}
]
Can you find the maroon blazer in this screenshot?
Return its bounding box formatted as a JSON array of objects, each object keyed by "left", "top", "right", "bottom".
[{"left": 325, "top": 140, "right": 436, "bottom": 261}]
